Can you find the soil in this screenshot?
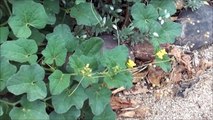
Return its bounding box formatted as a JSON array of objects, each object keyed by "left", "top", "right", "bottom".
[{"left": 115, "top": 45, "right": 213, "bottom": 120}]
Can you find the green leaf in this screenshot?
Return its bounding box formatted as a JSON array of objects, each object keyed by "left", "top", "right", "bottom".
[
  {"left": 101, "top": 45, "right": 129, "bottom": 68},
  {"left": 43, "top": 0, "right": 60, "bottom": 24},
  {"left": 42, "top": 38, "right": 67, "bottom": 66},
  {"left": 151, "top": 21, "right": 181, "bottom": 45},
  {"left": 0, "top": 106, "right": 3, "bottom": 116},
  {"left": 150, "top": 0, "right": 176, "bottom": 15},
  {"left": 49, "top": 70, "right": 71, "bottom": 95},
  {"left": 70, "top": 3, "right": 102, "bottom": 26},
  {"left": 49, "top": 107, "right": 80, "bottom": 120},
  {"left": 0, "top": 57, "right": 17, "bottom": 92},
  {"left": 29, "top": 28, "right": 45, "bottom": 45},
  {"left": 46, "top": 24, "right": 78, "bottom": 52},
  {"left": 6, "top": 64, "right": 47, "bottom": 101},
  {"left": 69, "top": 54, "right": 99, "bottom": 88},
  {"left": 154, "top": 55, "right": 171, "bottom": 72},
  {"left": 75, "top": 37, "right": 103, "bottom": 56},
  {"left": 8, "top": 0, "right": 48, "bottom": 38},
  {"left": 0, "top": 27, "right": 9, "bottom": 44},
  {"left": 52, "top": 85, "right": 88, "bottom": 114},
  {"left": 93, "top": 104, "right": 116, "bottom": 120},
  {"left": 0, "top": 38, "right": 38, "bottom": 64},
  {"left": 131, "top": 3, "right": 158, "bottom": 33},
  {"left": 9, "top": 96, "right": 49, "bottom": 120},
  {"left": 86, "top": 84, "right": 111, "bottom": 115},
  {"left": 104, "top": 71, "right": 133, "bottom": 89}
]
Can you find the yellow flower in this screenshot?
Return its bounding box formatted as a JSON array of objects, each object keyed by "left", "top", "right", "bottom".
[
  {"left": 156, "top": 49, "right": 167, "bottom": 59},
  {"left": 126, "top": 59, "right": 136, "bottom": 68}
]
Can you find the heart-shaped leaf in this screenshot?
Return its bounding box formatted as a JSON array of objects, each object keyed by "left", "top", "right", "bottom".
[
  {"left": 52, "top": 85, "right": 88, "bottom": 114},
  {"left": 75, "top": 37, "right": 103, "bottom": 56},
  {"left": 9, "top": 96, "right": 49, "bottom": 120},
  {"left": 8, "top": 0, "right": 48, "bottom": 38},
  {"left": 43, "top": 0, "right": 60, "bottom": 24},
  {"left": 49, "top": 70, "right": 71, "bottom": 95},
  {"left": 0, "top": 38, "right": 38, "bottom": 64},
  {"left": 6, "top": 64, "right": 47, "bottom": 101},
  {"left": 70, "top": 3, "right": 102, "bottom": 26},
  {"left": 49, "top": 107, "right": 80, "bottom": 120},
  {"left": 46, "top": 24, "right": 78, "bottom": 52},
  {"left": 131, "top": 3, "right": 158, "bottom": 33},
  {"left": 42, "top": 38, "right": 67, "bottom": 66},
  {"left": 150, "top": 0, "right": 176, "bottom": 16},
  {"left": 86, "top": 84, "right": 111, "bottom": 115},
  {"left": 0, "top": 57, "right": 17, "bottom": 92}
]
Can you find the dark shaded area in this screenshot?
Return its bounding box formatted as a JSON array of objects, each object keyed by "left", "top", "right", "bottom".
[{"left": 175, "top": 5, "right": 213, "bottom": 50}]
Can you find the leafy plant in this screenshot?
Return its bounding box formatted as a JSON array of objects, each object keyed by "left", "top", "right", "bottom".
[{"left": 0, "top": 0, "right": 182, "bottom": 119}]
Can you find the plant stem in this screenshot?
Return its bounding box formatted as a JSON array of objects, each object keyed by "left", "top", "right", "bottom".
[
  {"left": 3, "top": 0, "right": 11, "bottom": 15},
  {"left": 68, "top": 77, "right": 84, "bottom": 96},
  {"left": 0, "top": 99, "right": 20, "bottom": 106}
]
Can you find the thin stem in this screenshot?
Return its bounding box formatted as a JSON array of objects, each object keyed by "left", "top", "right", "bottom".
[
  {"left": 0, "top": 99, "right": 20, "bottom": 106},
  {"left": 4, "top": 0, "right": 11, "bottom": 15},
  {"left": 68, "top": 77, "right": 84, "bottom": 96},
  {"left": 44, "top": 96, "right": 52, "bottom": 101},
  {"left": 90, "top": 0, "right": 101, "bottom": 26}
]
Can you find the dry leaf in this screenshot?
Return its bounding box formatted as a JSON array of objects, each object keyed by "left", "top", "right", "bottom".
[
  {"left": 110, "top": 96, "right": 132, "bottom": 110},
  {"left": 119, "top": 111, "right": 135, "bottom": 118},
  {"left": 147, "top": 67, "right": 165, "bottom": 86}
]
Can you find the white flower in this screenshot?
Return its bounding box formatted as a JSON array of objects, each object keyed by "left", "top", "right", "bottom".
[
  {"left": 109, "top": 5, "right": 114, "bottom": 10},
  {"left": 153, "top": 32, "right": 159, "bottom": 37},
  {"left": 112, "top": 24, "right": 118, "bottom": 30},
  {"left": 160, "top": 19, "right": 164, "bottom": 25}
]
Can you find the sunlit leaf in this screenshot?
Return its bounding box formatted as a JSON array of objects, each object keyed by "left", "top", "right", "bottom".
[
  {"left": 1, "top": 38, "right": 38, "bottom": 64},
  {"left": 8, "top": 0, "right": 48, "bottom": 38},
  {"left": 7, "top": 64, "right": 47, "bottom": 101},
  {"left": 0, "top": 57, "right": 17, "bottom": 92}
]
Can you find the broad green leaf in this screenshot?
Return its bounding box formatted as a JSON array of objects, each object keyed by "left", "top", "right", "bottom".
[
  {"left": 42, "top": 38, "right": 67, "bottom": 66},
  {"left": 29, "top": 28, "right": 45, "bottom": 45},
  {"left": 150, "top": 0, "right": 176, "bottom": 16},
  {"left": 75, "top": 37, "right": 103, "bottom": 56},
  {"left": 49, "top": 107, "right": 80, "bottom": 120},
  {"left": 101, "top": 45, "right": 129, "bottom": 68},
  {"left": 70, "top": 3, "right": 102, "bottom": 26},
  {"left": 0, "top": 57, "right": 17, "bottom": 91},
  {"left": 6, "top": 64, "right": 47, "bottom": 101},
  {"left": 8, "top": 0, "right": 48, "bottom": 38},
  {"left": 43, "top": 0, "right": 60, "bottom": 24},
  {"left": 104, "top": 71, "right": 133, "bottom": 89},
  {"left": 46, "top": 24, "right": 78, "bottom": 52},
  {"left": 131, "top": 3, "right": 158, "bottom": 33},
  {"left": 49, "top": 70, "right": 71, "bottom": 95},
  {"left": 9, "top": 96, "right": 49, "bottom": 120},
  {"left": 93, "top": 104, "right": 116, "bottom": 120},
  {"left": 69, "top": 54, "right": 99, "bottom": 88},
  {"left": 0, "top": 27, "right": 9, "bottom": 43},
  {"left": 86, "top": 84, "right": 111, "bottom": 115},
  {"left": 0, "top": 38, "right": 38, "bottom": 64},
  {"left": 52, "top": 85, "right": 88, "bottom": 114},
  {"left": 154, "top": 55, "right": 171, "bottom": 72},
  {"left": 150, "top": 21, "right": 181, "bottom": 45},
  {"left": 0, "top": 106, "right": 2, "bottom": 116}
]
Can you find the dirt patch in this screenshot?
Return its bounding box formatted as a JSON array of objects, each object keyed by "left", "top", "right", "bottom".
[{"left": 116, "top": 45, "right": 213, "bottom": 120}]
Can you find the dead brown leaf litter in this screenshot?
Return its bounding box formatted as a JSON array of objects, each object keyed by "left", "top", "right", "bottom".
[{"left": 113, "top": 45, "right": 213, "bottom": 120}]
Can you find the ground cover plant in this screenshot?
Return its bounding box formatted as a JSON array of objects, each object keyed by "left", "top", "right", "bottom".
[{"left": 0, "top": 0, "right": 188, "bottom": 119}]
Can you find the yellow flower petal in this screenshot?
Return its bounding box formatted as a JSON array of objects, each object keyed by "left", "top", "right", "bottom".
[
  {"left": 156, "top": 49, "right": 167, "bottom": 59},
  {"left": 127, "top": 59, "right": 136, "bottom": 68}
]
